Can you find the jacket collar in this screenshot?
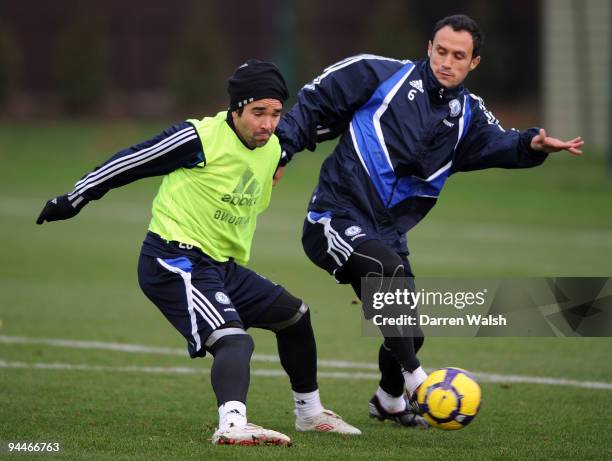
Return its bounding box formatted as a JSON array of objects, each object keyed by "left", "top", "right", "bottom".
[{"left": 418, "top": 59, "right": 464, "bottom": 104}]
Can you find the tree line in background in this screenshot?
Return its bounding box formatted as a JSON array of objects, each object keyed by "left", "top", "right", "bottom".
[{"left": 0, "top": 0, "right": 539, "bottom": 117}]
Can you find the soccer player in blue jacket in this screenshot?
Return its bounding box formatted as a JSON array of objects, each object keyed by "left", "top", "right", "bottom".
[{"left": 275, "top": 14, "right": 583, "bottom": 426}]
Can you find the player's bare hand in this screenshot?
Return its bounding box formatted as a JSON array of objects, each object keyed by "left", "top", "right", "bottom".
[
  {"left": 530, "top": 129, "right": 583, "bottom": 156},
  {"left": 273, "top": 166, "right": 286, "bottom": 186}
]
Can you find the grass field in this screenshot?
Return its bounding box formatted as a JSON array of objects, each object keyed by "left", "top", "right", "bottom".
[{"left": 1, "top": 121, "right": 611, "bottom": 460}]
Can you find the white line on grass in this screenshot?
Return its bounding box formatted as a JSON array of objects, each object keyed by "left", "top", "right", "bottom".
[
  {"left": 1, "top": 335, "right": 611, "bottom": 390},
  {"left": 0, "top": 334, "right": 378, "bottom": 369},
  {"left": 0, "top": 359, "right": 378, "bottom": 380}
]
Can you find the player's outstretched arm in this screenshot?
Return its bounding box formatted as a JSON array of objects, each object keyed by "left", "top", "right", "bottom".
[
  {"left": 530, "top": 128, "right": 584, "bottom": 156},
  {"left": 36, "top": 122, "right": 204, "bottom": 225},
  {"left": 276, "top": 55, "right": 403, "bottom": 165}
]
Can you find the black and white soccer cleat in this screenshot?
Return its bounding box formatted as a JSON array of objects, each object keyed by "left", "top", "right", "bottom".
[{"left": 368, "top": 394, "right": 429, "bottom": 428}]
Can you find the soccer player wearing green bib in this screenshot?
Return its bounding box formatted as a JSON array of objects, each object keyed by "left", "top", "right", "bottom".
[{"left": 37, "top": 60, "right": 360, "bottom": 446}]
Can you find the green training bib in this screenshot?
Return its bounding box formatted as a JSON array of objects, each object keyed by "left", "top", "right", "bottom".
[{"left": 149, "top": 111, "right": 281, "bottom": 264}]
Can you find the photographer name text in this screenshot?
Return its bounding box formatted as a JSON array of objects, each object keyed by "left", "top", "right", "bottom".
[{"left": 372, "top": 313, "right": 507, "bottom": 326}]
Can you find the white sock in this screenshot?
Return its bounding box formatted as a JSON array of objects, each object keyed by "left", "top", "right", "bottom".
[
  {"left": 218, "top": 401, "right": 247, "bottom": 431},
  {"left": 375, "top": 386, "right": 406, "bottom": 413},
  {"left": 293, "top": 389, "right": 325, "bottom": 419},
  {"left": 403, "top": 366, "right": 428, "bottom": 396}
]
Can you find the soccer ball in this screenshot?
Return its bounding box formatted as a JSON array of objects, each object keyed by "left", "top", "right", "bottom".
[{"left": 416, "top": 367, "right": 482, "bottom": 430}]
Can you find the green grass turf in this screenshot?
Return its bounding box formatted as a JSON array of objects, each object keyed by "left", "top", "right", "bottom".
[{"left": 0, "top": 121, "right": 611, "bottom": 459}]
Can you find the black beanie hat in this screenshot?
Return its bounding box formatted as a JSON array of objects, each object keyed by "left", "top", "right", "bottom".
[{"left": 227, "top": 59, "right": 288, "bottom": 111}]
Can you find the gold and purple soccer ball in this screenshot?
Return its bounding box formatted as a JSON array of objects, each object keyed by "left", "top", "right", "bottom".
[{"left": 416, "top": 367, "right": 482, "bottom": 430}]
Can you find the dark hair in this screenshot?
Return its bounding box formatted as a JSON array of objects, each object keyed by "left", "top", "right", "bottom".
[{"left": 431, "top": 14, "right": 484, "bottom": 58}]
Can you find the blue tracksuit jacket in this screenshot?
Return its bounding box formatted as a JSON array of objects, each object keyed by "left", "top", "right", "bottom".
[{"left": 276, "top": 55, "right": 548, "bottom": 253}]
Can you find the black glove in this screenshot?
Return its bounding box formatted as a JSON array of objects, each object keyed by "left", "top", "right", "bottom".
[{"left": 36, "top": 193, "right": 88, "bottom": 224}]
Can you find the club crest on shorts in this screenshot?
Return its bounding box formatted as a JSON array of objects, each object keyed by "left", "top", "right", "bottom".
[
  {"left": 449, "top": 99, "right": 462, "bottom": 117},
  {"left": 215, "top": 292, "right": 231, "bottom": 305},
  {"left": 344, "top": 226, "right": 362, "bottom": 237}
]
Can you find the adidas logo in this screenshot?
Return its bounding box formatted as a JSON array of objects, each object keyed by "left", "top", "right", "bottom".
[
  {"left": 222, "top": 168, "right": 261, "bottom": 206},
  {"left": 409, "top": 79, "right": 424, "bottom": 93},
  {"left": 296, "top": 400, "right": 307, "bottom": 405},
  {"left": 228, "top": 409, "right": 242, "bottom": 415},
  {"left": 233, "top": 168, "right": 261, "bottom": 196}
]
